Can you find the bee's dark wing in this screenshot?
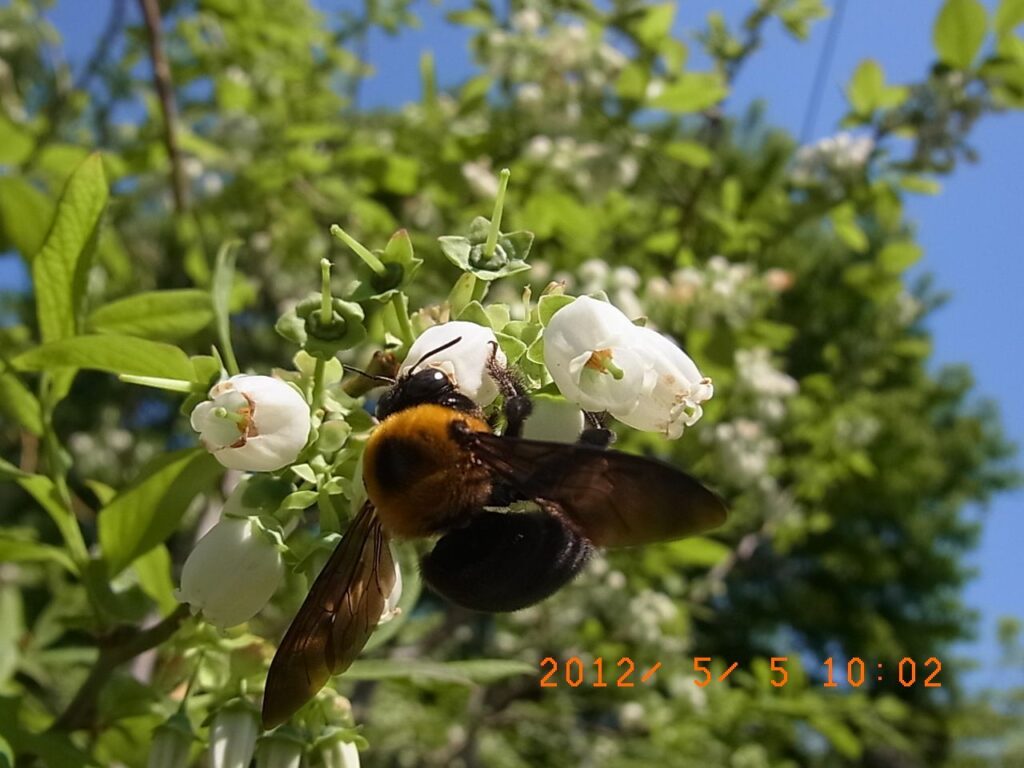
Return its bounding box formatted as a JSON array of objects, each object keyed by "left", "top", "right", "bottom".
[
  {"left": 462, "top": 432, "right": 727, "bottom": 548},
  {"left": 262, "top": 502, "right": 395, "bottom": 729}
]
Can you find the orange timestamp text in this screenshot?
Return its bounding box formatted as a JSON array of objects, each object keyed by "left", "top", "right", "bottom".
[{"left": 538, "top": 656, "right": 944, "bottom": 689}]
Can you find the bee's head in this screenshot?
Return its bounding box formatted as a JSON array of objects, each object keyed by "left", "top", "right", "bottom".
[{"left": 374, "top": 336, "right": 478, "bottom": 419}]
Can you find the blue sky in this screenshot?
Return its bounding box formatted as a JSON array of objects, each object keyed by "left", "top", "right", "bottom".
[{"left": 21, "top": 1, "right": 1024, "bottom": 686}]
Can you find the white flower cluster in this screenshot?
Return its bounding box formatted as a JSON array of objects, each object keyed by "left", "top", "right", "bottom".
[
  {"left": 573, "top": 257, "right": 644, "bottom": 320},
  {"left": 544, "top": 297, "right": 713, "bottom": 439},
  {"left": 711, "top": 418, "right": 778, "bottom": 488},
  {"left": 734, "top": 347, "right": 799, "bottom": 423},
  {"left": 644, "top": 260, "right": 795, "bottom": 337},
  {"left": 523, "top": 136, "right": 640, "bottom": 191},
  {"left": 791, "top": 131, "right": 874, "bottom": 184}
]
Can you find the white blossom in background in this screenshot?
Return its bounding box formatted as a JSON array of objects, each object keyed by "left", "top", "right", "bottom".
[
  {"left": 176, "top": 488, "right": 284, "bottom": 628},
  {"left": 646, "top": 256, "right": 763, "bottom": 328},
  {"left": 610, "top": 265, "right": 644, "bottom": 321},
  {"left": 511, "top": 7, "right": 542, "bottom": 33},
  {"left": 190, "top": 375, "right": 309, "bottom": 471},
  {"left": 400, "top": 321, "right": 506, "bottom": 406},
  {"left": 460, "top": 158, "right": 500, "bottom": 198},
  {"left": 791, "top": 131, "right": 874, "bottom": 184},
  {"left": 521, "top": 395, "right": 585, "bottom": 443},
  {"left": 735, "top": 347, "right": 799, "bottom": 423},
  {"left": 577, "top": 258, "right": 609, "bottom": 294},
  {"left": 712, "top": 419, "right": 778, "bottom": 486}
]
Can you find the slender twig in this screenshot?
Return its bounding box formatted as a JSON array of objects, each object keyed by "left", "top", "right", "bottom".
[
  {"left": 50, "top": 605, "right": 191, "bottom": 732},
  {"left": 138, "top": 0, "right": 188, "bottom": 214}
]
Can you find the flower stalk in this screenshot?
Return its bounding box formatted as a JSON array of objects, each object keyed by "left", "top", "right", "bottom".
[
  {"left": 331, "top": 224, "right": 387, "bottom": 277},
  {"left": 484, "top": 168, "right": 511, "bottom": 259}
]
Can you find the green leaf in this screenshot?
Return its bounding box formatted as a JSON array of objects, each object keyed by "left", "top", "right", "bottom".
[
  {"left": 668, "top": 537, "right": 731, "bottom": 567},
  {"left": 0, "top": 534, "right": 76, "bottom": 573},
  {"left": 898, "top": 175, "right": 942, "bottom": 195},
  {"left": 0, "top": 115, "right": 34, "bottom": 164},
  {"left": 13, "top": 335, "right": 194, "bottom": 380},
  {"left": 664, "top": 140, "right": 713, "bottom": 168},
  {"left": 934, "top": 0, "right": 988, "bottom": 69},
  {"left": 282, "top": 490, "right": 319, "bottom": 510},
  {"left": 0, "top": 732, "right": 12, "bottom": 768},
  {"left": 995, "top": 0, "right": 1024, "bottom": 37},
  {"left": 0, "top": 369, "right": 43, "bottom": 436},
  {"left": 344, "top": 658, "right": 534, "bottom": 685},
  {"left": 0, "top": 587, "right": 22, "bottom": 690},
  {"left": 0, "top": 177, "right": 53, "bottom": 262},
  {"left": 830, "top": 205, "right": 869, "bottom": 253},
  {"left": 7, "top": 467, "right": 86, "bottom": 568},
  {"left": 649, "top": 72, "right": 728, "bottom": 113},
  {"left": 31, "top": 153, "right": 108, "bottom": 343},
  {"left": 99, "top": 449, "right": 222, "bottom": 576},
  {"left": 133, "top": 544, "right": 179, "bottom": 615},
  {"left": 538, "top": 294, "right": 574, "bottom": 326},
  {"left": 879, "top": 241, "right": 923, "bottom": 273},
  {"left": 847, "top": 60, "right": 908, "bottom": 116},
  {"left": 86, "top": 289, "right": 214, "bottom": 341},
  {"left": 631, "top": 3, "right": 676, "bottom": 48}
]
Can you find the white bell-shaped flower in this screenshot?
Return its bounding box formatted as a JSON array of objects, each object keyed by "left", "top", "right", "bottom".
[
  {"left": 318, "top": 737, "right": 360, "bottom": 768},
  {"left": 612, "top": 325, "right": 713, "bottom": 439},
  {"left": 542, "top": 296, "right": 646, "bottom": 413},
  {"left": 400, "top": 321, "right": 506, "bottom": 406},
  {"left": 190, "top": 375, "right": 310, "bottom": 472},
  {"left": 210, "top": 708, "right": 259, "bottom": 768},
  {"left": 521, "top": 394, "right": 585, "bottom": 443},
  {"left": 176, "top": 512, "right": 284, "bottom": 628},
  {"left": 378, "top": 559, "right": 403, "bottom": 625}
]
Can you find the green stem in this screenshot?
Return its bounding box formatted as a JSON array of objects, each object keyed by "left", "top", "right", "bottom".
[
  {"left": 391, "top": 293, "right": 415, "bottom": 350},
  {"left": 331, "top": 224, "right": 387, "bottom": 277},
  {"left": 38, "top": 373, "right": 89, "bottom": 568},
  {"left": 484, "top": 168, "right": 511, "bottom": 258},
  {"left": 317, "top": 487, "right": 340, "bottom": 534},
  {"left": 50, "top": 605, "right": 190, "bottom": 732},
  {"left": 319, "top": 258, "right": 333, "bottom": 324},
  {"left": 311, "top": 356, "right": 327, "bottom": 412},
  {"left": 118, "top": 374, "right": 193, "bottom": 393},
  {"left": 217, "top": 337, "right": 238, "bottom": 376}
]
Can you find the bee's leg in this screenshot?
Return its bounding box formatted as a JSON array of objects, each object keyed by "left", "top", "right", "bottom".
[
  {"left": 485, "top": 341, "right": 532, "bottom": 437},
  {"left": 580, "top": 411, "right": 615, "bottom": 449}
]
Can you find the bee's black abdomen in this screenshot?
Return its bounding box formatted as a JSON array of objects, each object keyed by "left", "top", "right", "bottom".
[{"left": 421, "top": 509, "right": 592, "bottom": 612}]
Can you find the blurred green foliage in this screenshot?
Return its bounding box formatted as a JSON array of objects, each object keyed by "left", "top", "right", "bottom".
[{"left": 1, "top": 0, "right": 1023, "bottom": 765}]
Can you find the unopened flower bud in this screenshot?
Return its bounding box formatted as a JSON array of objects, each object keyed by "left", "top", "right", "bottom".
[
  {"left": 176, "top": 505, "right": 284, "bottom": 628},
  {"left": 147, "top": 712, "right": 194, "bottom": 768},
  {"left": 255, "top": 727, "right": 305, "bottom": 768},
  {"left": 210, "top": 705, "right": 260, "bottom": 768}
]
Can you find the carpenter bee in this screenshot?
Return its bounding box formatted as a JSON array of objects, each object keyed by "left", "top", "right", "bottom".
[{"left": 261, "top": 338, "right": 727, "bottom": 728}]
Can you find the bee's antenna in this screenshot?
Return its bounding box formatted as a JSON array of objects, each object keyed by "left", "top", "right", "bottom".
[
  {"left": 344, "top": 366, "right": 395, "bottom": 386},
  {"left": 408, "top": 336, "right": 463, "bottom": 374}
]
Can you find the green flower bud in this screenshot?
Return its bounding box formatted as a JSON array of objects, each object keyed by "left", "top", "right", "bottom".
[{"left": 147, "top": 712, "right": 194, "bottom": 768}]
